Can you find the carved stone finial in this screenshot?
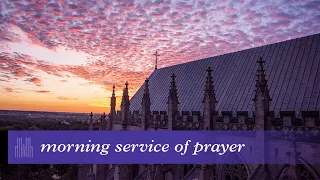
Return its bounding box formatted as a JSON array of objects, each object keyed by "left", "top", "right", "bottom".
[
  {"left": 125, "top": 81, "right": 129, "bottom": 89},
  {"left": 206, "top": 66, "right": 212, "bottom": 72},
  {"left": 168, "top": 73, "right": 179, "bottom": 104},
  {"left": 171, "top": 73, "right": 176, "bottom": 80},
  {"left": 143, "top": 79, "right": 149, "bottom": 95},
  {"left": 258, "top": 57, "right": 265, "bottom": 65},
  {"left": 203, "top": 66, "right": 216, "bottom": 103},
  {"left": 121, "top": 82, "right": 130, "bottom": 104},
  {"left": 170, "top": 73, "right": 177, "bottom": 92},
  {"left": 112, "top": 85, "right": 115, "bottom": 96}
]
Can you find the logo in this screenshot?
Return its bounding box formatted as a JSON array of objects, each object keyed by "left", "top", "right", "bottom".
[{"left": 15, "top": 137, "right": 33, "bottom": 158}]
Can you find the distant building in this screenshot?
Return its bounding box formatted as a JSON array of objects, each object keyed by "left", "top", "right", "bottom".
[{"left": 78, "top": 33, "right": 320, "bottom": 180}]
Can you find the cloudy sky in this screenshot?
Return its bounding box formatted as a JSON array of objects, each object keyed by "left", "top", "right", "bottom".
[{"left": 0, "top": 0, "right": 319, "bottom": 113}]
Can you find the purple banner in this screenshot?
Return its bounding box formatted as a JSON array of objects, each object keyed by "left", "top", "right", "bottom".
[{"left": 8, "top": 130, "right": 320, "bottom": 164}]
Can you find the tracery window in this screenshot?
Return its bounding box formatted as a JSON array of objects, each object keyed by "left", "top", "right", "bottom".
[{"left": 224, "top": 164, "right": 248, "bottom": 180}]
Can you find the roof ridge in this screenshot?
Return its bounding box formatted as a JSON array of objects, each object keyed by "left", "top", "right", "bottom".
[{"left": 157, "top": 33, "right": 320, "bottom": 70}]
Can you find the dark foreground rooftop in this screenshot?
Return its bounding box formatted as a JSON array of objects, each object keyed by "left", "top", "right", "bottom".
[{"left": 130, "top": 33, "right": 320, "bottom": 113}]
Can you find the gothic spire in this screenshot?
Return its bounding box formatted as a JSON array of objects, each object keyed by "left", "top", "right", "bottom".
[
  {"left": 203, "top": 67, "right": 216, "bottom": 130},
  {"left": 109, "top": 85, "right": 116, "bottom": 130},
  {"left": 142, "top": 79, "right": 150, "bottom": 108},
  {"left": 167, "top": 73, "right": 179, "bottom": 130},
  {"left": 110, "top": 85, "right": 116, "bottom": 112},
  {"left": 141, "top": 79, "right": 151, "bottom": 130},
  {"left": 253, "top": 57, "right": 271, "bottom": 131},
  {"left": 203, "top": 66, "right": 216, "bottom": 103},
  {"left": 121, "top": 81, "right": 130, "bottom": 106},
  {"left": 112, "top": 85, "right": 115, "bottom": 96},
  {"left": 111, "top": 85, "right": 116, "bottom": 109},
  {"left": 253, "top": 57, "right": 271, "bottom": 102},
  {"left": 168, "top": 73, "right": 179, "bottom": 104},
  {"left": 121, "top": 82, "right": 130, "bottom": 129}
]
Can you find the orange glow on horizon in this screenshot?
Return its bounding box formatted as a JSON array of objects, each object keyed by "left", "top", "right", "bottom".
[{"left": 0, "top": 97, "right": 123, "bottom": 114}]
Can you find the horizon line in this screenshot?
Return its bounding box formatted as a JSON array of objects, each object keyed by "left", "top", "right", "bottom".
[{"left": 0, "top": 109, "right": 107, "bottom": 114}]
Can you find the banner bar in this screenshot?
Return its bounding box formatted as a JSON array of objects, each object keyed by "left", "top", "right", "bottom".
[{"left": 8, "top": 130, "right": 320, "bottom": 164}]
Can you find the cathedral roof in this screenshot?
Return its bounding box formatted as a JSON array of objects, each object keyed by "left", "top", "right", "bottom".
[{"left": 130, "top": 33, "right": 320, "bottom": 113}]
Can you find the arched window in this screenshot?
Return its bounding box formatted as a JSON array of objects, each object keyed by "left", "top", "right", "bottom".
[
  {"left": 220, "top": 154, "right": 249, "bottom": 180},
  {"left": 224, "top": 164, "right": 249, "bottom": 180}
]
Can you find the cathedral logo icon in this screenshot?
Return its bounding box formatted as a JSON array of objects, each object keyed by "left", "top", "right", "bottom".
[{"left": 14, "top": 137, "right": 33, "bottom": 158}]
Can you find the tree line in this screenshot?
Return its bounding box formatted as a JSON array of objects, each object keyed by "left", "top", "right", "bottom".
[{"left": 0, "top": 118, "right": 89, "bottom": 180}]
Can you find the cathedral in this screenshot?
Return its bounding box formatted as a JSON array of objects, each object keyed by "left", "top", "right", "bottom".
[{"left": 78, "top": 33, "right": 320, "bottom": 180}]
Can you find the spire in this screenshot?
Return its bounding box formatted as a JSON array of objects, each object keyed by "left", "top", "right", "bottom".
[
  {"left": 110, "top": 85, "right": 116, "bottom": 112},
  {"left": 203, "top": 67, "right": 217, "bottom": 130},
  {"left": 253, "top": 57, "right": 271, "bottom": 130},
  {"left": 112, "top": 85, "right": 115, "bottom": 96},
  {"left": 121, "top": 82, "right": 130, "bottom": 107},
  {"left": 253, "top": 57, "right": 271, "bottom": 102},
  {"left": 125, "top": 81, "right": 129, "bottom": 91},
  {"left": 203, "top": 66, "right": 216, "bottom": 103},
  {"left": 141, "top": 79, "right": 151, "bottom": 130},
  {"left": 153, "top": 51, "right": 160, "bottom": 70},
  {"left": 167, "top": 73, "right": 179, "bottom": 130},
  {"left": 109, "top": 85, "right": 116, "bottom": 130},
  {"left": 142, "top": 79, "right": 150, "bottom": 109},
  {"left": 253, "top": 58, "right": 271, "bottom": 174},
  {"left": 168, "top": 73, "right": 178, "bottom": 103},
  {"left": 121, "top": 82, "right": 130, "bottom": 129},
  {"left": 257, "top": 57, "right": 266, "bottom": 82}
]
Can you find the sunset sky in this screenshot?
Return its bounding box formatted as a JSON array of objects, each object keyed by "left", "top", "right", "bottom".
[{"left": 0, "top": 0, "right": 319, "bottom": 113}]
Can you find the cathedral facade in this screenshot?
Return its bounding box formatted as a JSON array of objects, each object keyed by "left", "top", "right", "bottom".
[{"left": 78, "top": 33, "right": 320, "bottom": 180}]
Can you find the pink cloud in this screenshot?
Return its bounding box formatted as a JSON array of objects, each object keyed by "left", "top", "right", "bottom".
[
  {"left": 26, "top": 77, "right": 42, "bottom": 86},
  {"left": 0, "top": 0, "right": 318, "bottom": 96}
]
